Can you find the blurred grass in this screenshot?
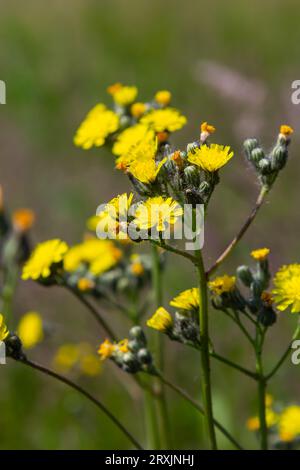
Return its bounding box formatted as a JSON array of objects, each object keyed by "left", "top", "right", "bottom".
[{"left": 0, "top": 0, "right": 300, "bottom": 449}]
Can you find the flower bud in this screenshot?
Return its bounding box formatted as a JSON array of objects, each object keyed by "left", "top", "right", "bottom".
[
  {"left": 199, "top": 181, "right": 211, "bottom": 196},
  {"left": 137, "top": 348, "right": 152, "bottom": 365},
  {"left": 251, "top": 147, "right": 265, "bottom": 164},
  {"left": 129, "top": 326, "right": 146, "bottom": 345},
  {"left": 258, "top": 158, "right": 272, "bottom": 175},
  {"left": 236, "top": 265, "right": 253, "bottom": 287},
  {"left": 184, "top": 165, "right": 200, "bottom": 187},
  {"left": 186, "top": 142, "right": 200, "bottom": 154},
  {"left": 271, "top": 145, "right": 288, "bottom": 171},
  {"left": 257, "top": 306, "right": 277, "bottom": 327},
  {"left": 243, "top": 138, "right": 259, "bottom": 155}
]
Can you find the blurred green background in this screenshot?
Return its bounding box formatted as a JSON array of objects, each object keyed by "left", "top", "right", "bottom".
[{"left": 0, "top": 0, "right": 299, "bottom": 449}]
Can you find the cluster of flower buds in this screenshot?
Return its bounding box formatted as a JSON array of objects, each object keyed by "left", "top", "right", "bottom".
[
  {"left": 98, "top": 326, "right": 156, "bottom": 375},
  {"left": 243, "top": 125, "right": 293, "bottom": 188},
  {"left": 236, "top": 248, "right": 276, "bottom": 326},
  {"left": 209, "top": 275, "right": 246, "bottom": 312}
]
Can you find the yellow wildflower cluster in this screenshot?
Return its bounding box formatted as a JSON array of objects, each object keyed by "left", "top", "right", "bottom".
[
  {"left": 208, "top": 275, "right": 236, "bottom": 295},
  {"left": 98, "top": 338, "right": 129, "bottom": 361}
]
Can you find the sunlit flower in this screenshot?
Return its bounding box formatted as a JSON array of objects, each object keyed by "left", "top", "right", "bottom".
[
  {"left": 74, "top": 104, "right": 119, "bottom": 149},
  {"left": 208, "top": 275, "right": 236, "bottom": 295},
  {"left": 129, "top": 156, "right": 166, "bottom": 184},
  {"left": 280, "top": 125, "right": 294, "bottom": 137},
  {"left": 12, "top": 209, "right": 35, "bottom": 233},
  {"left": 131, "top": 102, "right": 147, "bottom": 118},
  {"left": 141, "top": 108, "right": 187, "bottom": 132},
  {"left": 98, "top": 339, "right": 116, "bottom": 360},
  {"left": 251, "top": 248, "right": 270, "bottom": 261},
  {"left": 279, "top": 406, "right": 300, "bottom": 442},
  {"left": 147, "top": 307, "right": 173, "bottom": 332},
  {"left": 18, "top": 312, "right": 43, "bottom": 349},
  {"left": 64, "top": 238, "right": 122, "bottom": 276},
  {"left": 113, "top": 85, "right": 138, "bottom": 106},
  {"left": 170, "top": 288, "right": 200, "bottom": 311},
  {"left": 0, "top": 314, "right": 9, "bottom": 341},
  {"left": 117, "top": 339, "right": 129, "bottom": 354},
  {"left": 188, "top": 144, "right": 234, "bottom": 172},
  {"left": 113, "top": 124, "right": 155, "bottom": 157},
  {"left": 154, "top": 90, "right": 172, "bottom": 106},
  {"left": 22, "top": 239, "right": 68, "bottom": 280},
  {"left": 133, "top": 196, "right": 183, "bottom": 232},
  {"left": 272, "top": 264, "right": 300, "bottom": 313}
]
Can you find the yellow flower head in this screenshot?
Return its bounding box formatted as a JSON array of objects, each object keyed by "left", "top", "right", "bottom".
[
  {"left": 147, "top": 307, "right": 173, "bottom": 332},
  {"left": 280, "top": 125, "right": 294, "bottom": 137},
  {"left": 279, "top": 406, "right": 300, "bottom": 442},
  {"left": 200, "top": 122, "right": 216, "bottom": 135},
  {"left": 251, "top": 248, "right": 270, "bottom": 261},
  {"left": 53, "top": 342, "right": 101, "bottom": 376},
  {"left": 0, "top": 314, "right": 9, "bottom": 341},
  {"left": 53, "top": 344, "right": 80, "bottom": 373},
  {"left": 141, "top": 108, "right": 187, "bottom": 132},
  {"left": 188, "top": 144, "right": 234, "bottom": 172},
  {"left": 113, "top": 124, "right": 155, "bottom": 157},
  {"left": 117, "top": 339, "right": 129, "bottom": 354},
  {"left": 272, "top": 264, "right": 300, "bottom": 313},
  {"left": 64, "top": 238, "right": 121, "bottom": 276},
  {"left": 247, "top": 408, "right": 278, "bottom": 432},
  {"left": 129, "top": 156, "right": 166, "bottom": 184},
  {"left": 113, "top": 86, "right": 138, "bottom": 106},
  {"left": 77, "top": 277, "right": 95, "bottom": 292},
  {"left": 170, "top": 288, "right": 200, "bottom": 311},
  {"left": 98, "top": 339, "right": 116, "bottom": 361},
  {"left": 18, "top": 312, "right": 43, "bottom": 349},
  {"left": 22, "top": 239, "right": 68, "bottom": 280},
  {"left": 74, "top": 104, "right": 119, "bottom": 150},
  {"left": 131, "top": 102, "right": 147, "bottom": 118},
  {"left": 107, "top": 82, "right": 123, "bottom": 95},
  {"left": 208, "top": 275, "right": 236, "bottom": 295},
  {"left": 130, "top": 255, "right": 145, "bottom": 276},
  {"left": 154, "top": 90, "right": 172, "bottom": 106},
  {"left": 133, "top": 196, "right": 183, "bottom": 232},
  {"left": 12, "top": 209, "right": 35, "bottom": 233}
]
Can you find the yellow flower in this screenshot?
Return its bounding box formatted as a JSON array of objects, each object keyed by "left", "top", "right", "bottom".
[
  {"left": 53, "top": 344, "right": 80, "bottom": 373},
  {"left": 98, "top": 339, "right": 116, "bottom": 361},
  {"left": 131, "top": 102, "right": 147, "bottom": 118},
  {"left": 113, "top": 86, "right": 138, "bottom": 106},
  {"left": 133, "top": 196, "right": 183, "bottom": 232},
  {"left": 74, "top": 104, "right": 119, "bottom": 150},
  {"left": 246, "top": 408, "right": 278, "bottom": 432},
  {"left": 22, "top": 239, "right": 68, "bottom": 280},
  {"left": 188, "top": 144, "right": 234, "bottom": 172},
  {"left": 147, "top": 307, "right": 173, "bottom": 332},
  {"left": 208, "top": 275, "right": 236, "bottom": 295},
  {"left": 251, "top": 248, "right": 270, "bottom": 261},
  {"left": 107, "top": 82, "right": 123, "bottom": 95},
  {"left": 200, "top": 122, "right": 216, "bottom": 135},
  {"left": 64, "top": 238, "right": 122, "bottom": 276},
  {"left": 272, "top": 264, "right": 300, "bottom": 313},
  {"left": 129, "top": 156, "right": 167, "bottom": 184},
  {"left": 117, "top": 339, "right": 129, "bottom": 354},
  {"left": 18, "top": 312, "right": 43, "bottom": 349},
  {"left": 154, "top": 90, "right": 172, "bottom": 106},
  {"left": 279, "top": 406, "right": 300, "bottom": 442},
  {"left": 141, "top": 108, "right": 187, "bottom": 132},
  {"left": 77, "top": 277, "right": 95, "bottom": 292},
  {"left": 0, "top": 314, "right": 9, "bottom": 341},
  {"left": 170, "top": 288, "right": 200, "bottom": 311},
  {"left": 280, "top": 125, "right": 294, "bottom": 137},
  {"left": 113, "top": 124, "right": 155, "bottom": 157},
  {"left": 130, "top": 255, "right": 145, "bottom": 276},
  {"left": 12, "top": 209, "right": 35, "bottom": 233}
]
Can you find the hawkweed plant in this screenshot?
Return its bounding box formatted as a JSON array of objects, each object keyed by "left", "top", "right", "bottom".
[{"left": 0, "top": 84, "right": 299, "bottom": 450}]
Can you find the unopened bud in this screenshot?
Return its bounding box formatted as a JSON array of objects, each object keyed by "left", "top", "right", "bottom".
[
  {"left": 236, "top": 265, "right": 253, "bottom": 287},
  {"left": 258, "top": 158, "right": 272, "bottom": 175}
]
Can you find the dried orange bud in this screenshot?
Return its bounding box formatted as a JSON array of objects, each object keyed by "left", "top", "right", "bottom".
[
  {"left": 107, "top": 82, "right": 123, "bottom": 95},
  {"left": 201, "top": 122, "right": 216, "bottom": 134},
  {"left": 12, "top": 209, "right": 35, "bottom": 232},
  {"left": 280, "top": 124, "right": 294, "bottom": 136}
]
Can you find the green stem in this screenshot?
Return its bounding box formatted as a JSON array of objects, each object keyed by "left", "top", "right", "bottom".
[
  {"left": 211, "top": 351, "right": 257, "bottom": 380},
  {"left": 159, "top": 374, "right": 243, "bottom": 450},
  {"left": 255, "top": 327, "right": 268, "bottom": 450},
  {"left": 150, "top": 239, "right": 197, "bottom": 265},
  {"left": 19, "top": 357, "right": 143, "bottom": 450},
  {"left": 151, "top": 244, "right": 170, "bottom": 449},
  {"left": 196, "top": 249, "right": 217, "bottom": 449}
]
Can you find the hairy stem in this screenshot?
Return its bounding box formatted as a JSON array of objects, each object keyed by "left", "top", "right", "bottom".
[
  {"left": 255, "top": 328, "right": 268, "bottom": 450},
  {"left": 207, "top": 185, "right": 269, "bottom": 277},
  {"left": 18, "top": 357, "right": 143, "bottom": 450},
  {"left": 196, "top": 249, "right": 217, "bottom": 449}
]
